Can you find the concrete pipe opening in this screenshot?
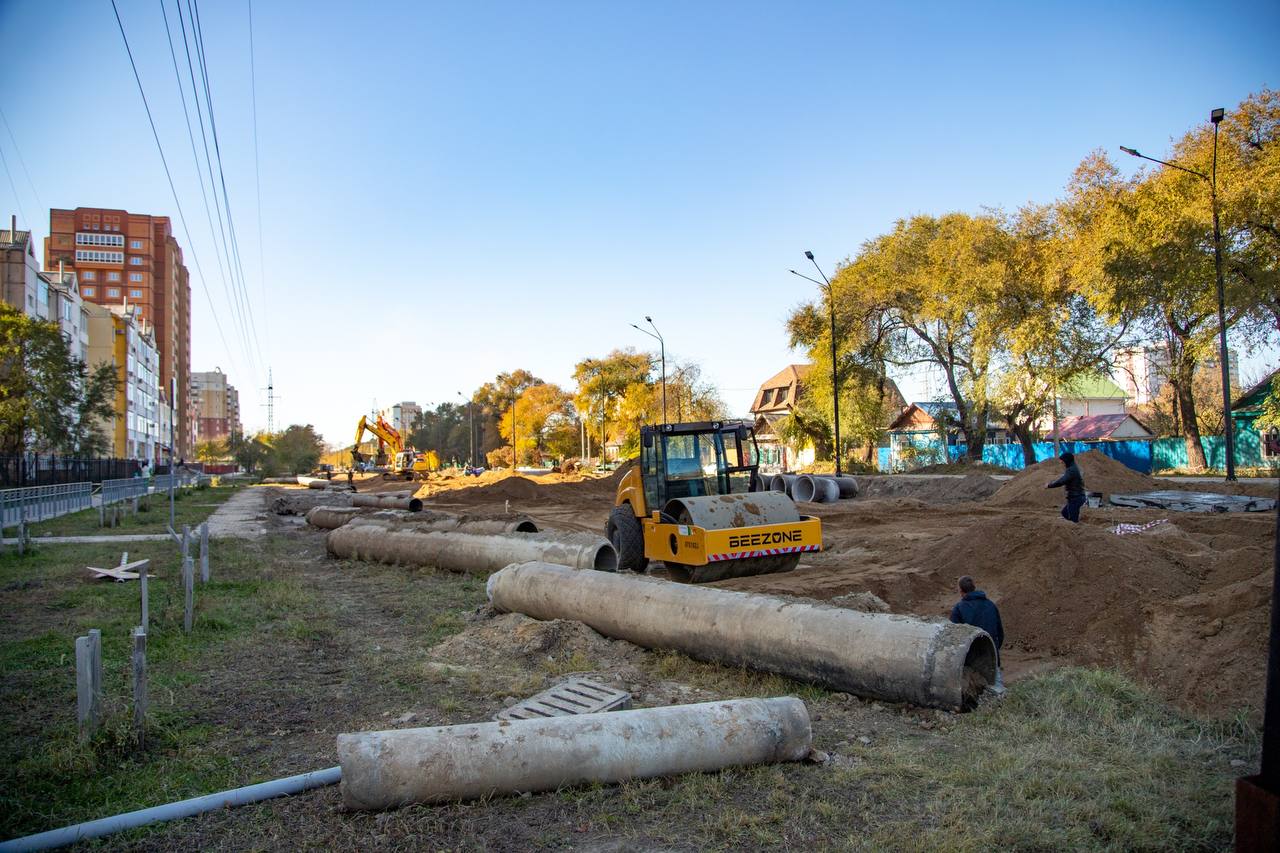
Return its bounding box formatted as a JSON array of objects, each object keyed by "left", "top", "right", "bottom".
[
  {"left": 793, "top": 475, "right": 839, "bottom": 503},
  {"left": 960, "top": 633, "right": 999, "bottom": 710},
  {"left": 593, "top": 544, "right": 618, "bottom": 572},
  {"left": 770, "top": 474, "right": 797, "bottom": 496}
]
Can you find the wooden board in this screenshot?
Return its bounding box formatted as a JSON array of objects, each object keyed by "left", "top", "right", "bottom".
[{"left": 88, "top": 559, "right": 153, "bottom": 582}]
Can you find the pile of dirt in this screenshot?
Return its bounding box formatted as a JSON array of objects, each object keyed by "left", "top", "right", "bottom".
[
  {"left": 430, "top": 612, "right": 644, "bottom": 671},
  {"left": 270, "top": 490, "right": 351, "bottom": 515},
  {"left": 988, "top": 451, "right": 1156, "bottom": 507},
  {"left": 858, "top": 472, "right": 1001, "bottom": 504},
  {"left": 907, "top": 513, "right": 1200, "bottom": 663}
]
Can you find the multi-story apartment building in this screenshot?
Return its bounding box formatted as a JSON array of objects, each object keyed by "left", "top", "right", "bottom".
[
  {"left": 380, "top": 401, "right": 422, "bottom": 436},
  {"left": 1, "top": 217, "right": 42, "bottom": 316},
  {"left": 1113, "top": 344, "right": 1240, "bottom": 405},
  {"left": 191, "top": 369, "right": 244, "bottom": 443},
  {"left": 45, "top": 207, "right": 193, "bottom": 458},
  {"left": 85, "top": 302, "right": 161, "bottom": 461},
  {"left": 40, "top": 265, "right": 89, "bottom": 362}
]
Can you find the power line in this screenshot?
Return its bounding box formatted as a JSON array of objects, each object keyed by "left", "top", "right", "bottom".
[
  {"left": 248, "top": 0, "right": 269, "bottom": 356},
  {"left": 0, "top": 142, "right": 29, "bottom": 228},
  {"left": 159, "top": 0, "right": 243, "bottom": 373},
  {"left": 190, "top": 0, "right": 264, "bottom": 369},
  {"left": 174, "top": 0, "right": 258, "bottom": 380},
  {"left": 0, "top": 107, "right": 44, "bottom": 216},
  {"left": 109, "top": 0, "right": 243, "bottom": 384}
]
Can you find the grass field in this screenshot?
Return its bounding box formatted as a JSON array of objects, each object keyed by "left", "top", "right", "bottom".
[
  {"left": 26, "top": 485, "right": 239, "bottom": 538},
  {"left": 0, "top": 520, "right": 1259, "bottom": 851}
]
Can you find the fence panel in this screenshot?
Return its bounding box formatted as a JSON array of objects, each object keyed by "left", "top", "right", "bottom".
[
  {"left": 0, "top": 455, "right": 141, "bottom": 488},
  {"left": 101, "top": 477, "right": 149, "bottom": 508},
  {"left": 0, "top": 482, "right": 93, "bottom": 527}
]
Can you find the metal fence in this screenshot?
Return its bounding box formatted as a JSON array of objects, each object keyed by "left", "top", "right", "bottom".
[
  {"left": 101, "top": 477, "right": 150, "bottom": 508},
  {"left": 0, "top": 482, "right": 93, "bottom": 528},
  {"left": 0, "top": 455, "right": 142, "bottom": 489},
  {"left": 151, "top": 470, "right": 204, "bottom": 493}
]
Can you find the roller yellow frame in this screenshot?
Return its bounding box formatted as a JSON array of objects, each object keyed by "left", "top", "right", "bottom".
[{"left": 640, "top": 509, "right": 822, "bottom": 567}]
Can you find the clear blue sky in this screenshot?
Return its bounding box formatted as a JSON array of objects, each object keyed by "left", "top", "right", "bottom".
[{"left": 1, "top": 0, "right": 1277, "bottom": 445}]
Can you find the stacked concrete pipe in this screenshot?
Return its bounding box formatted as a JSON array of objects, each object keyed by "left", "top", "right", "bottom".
[
  {"left": 337, "top": 697, "right": 812, "bottom": 809},
  {"left": 792, "top": 474, "right": 840, "bottom": 503},
  {"left": 350, "top": 494, "right": 423, "bottom": 512},
  {"left": 769, "top": 473, "right": 798, "bottom": 496},
  {"left": 487, "top": 562, "right": 996, "bottom": 710},
  {"left": 327, "top": 524, "right": 614, "bottom": 574}
]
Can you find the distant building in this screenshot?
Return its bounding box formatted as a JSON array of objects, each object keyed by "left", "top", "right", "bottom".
[
  {"left": 45, "top": 207, "right": 193, "bottom": 458},
  {"left": 381, "top": 401, "right": 422, "bottom": 436},
  {"left": 1, "top": 216, "right": 41, "bottom": 317},
  {"left": 1054, "top": 414, "right": 1154, "bottom": 442},
  {"left": 1113, "top": 344, "right": 1238, "bottom": 405},
  {"left": 1056, "top": 374, "right": 1128, "bottom": 418},
  {"left": 750, "top": 364, "right": 814, "bottom": 471},
  {"left": 40, "top": 265, "right": 88, "bottom": 361},
  {"left": 191, "top": 370, "right": 243, "bottom": 443},
  {"left": 85, "top": 302, "right": 161, "bottom": 461}
]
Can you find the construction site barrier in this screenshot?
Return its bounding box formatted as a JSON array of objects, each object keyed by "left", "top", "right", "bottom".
[
  {"left": 100, "top": 477, "right": 149, "bottom": 508},
  {"left": 0, "top": 482, "right": 93, "bottom": 528}
]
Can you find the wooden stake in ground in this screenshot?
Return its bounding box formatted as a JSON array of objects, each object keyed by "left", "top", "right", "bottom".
[
  {"left": 200, "top": 521, "right": 209, "bottom": 583},
  {"left": 132, "top": 626, "right": 147, "bottom": 748},
  {"left": 182, "top": 524, "right": 191, "bottom": 560},
  {"left": 75, "top": 633, "right": 101, "bottom": 738},
  {"left": 182, "top": 556, "right": 194, "bottom": 633},
  {"left": 140, "top": 553, "right": 149, "bottom": 631}
]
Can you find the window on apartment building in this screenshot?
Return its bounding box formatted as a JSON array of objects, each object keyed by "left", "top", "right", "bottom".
[
  {"left": 130, "top": 240, "right": 143, "bottom": 249},
  {"left": 129, "top": 256, "right": 142, "bottom": 265},
  {"left": 129, "top": 273, "right": 142, "bottom": 282},
  {"left": 107, "top": 288, "right": 120, "bottom": 298},
  {"left": 74, "top": 249, "right": 125, "bottom": 263},
  {"left": 129, "top": 289, "right": 143, "bottom": 298},
  {"left": 82, "top": 270, "right": 96, "bottom": 280},
  {"left": 107, "top": 272, "right": 120, "bottom": 281},
  {"left": 82, "top": 287, "right": 95, "bottom": 297}
]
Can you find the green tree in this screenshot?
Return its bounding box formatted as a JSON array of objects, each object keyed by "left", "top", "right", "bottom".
[
  {"left": 196, "top": 438, "right": 229, "bottom": 465},
  {"left": 472, "top": 370, "right": 542, "bottom": 457},
  {"left": 408, "top": 403, "right": 470, "bottom": 466},
  {"left": 572, "top": 349, "right": 652, "bottom": 454},
  {"left": 228, "top": 431, "right": 271, "bottom": 473},
  {"left": 498, "top": 383, "right": 575, "bottom": 465},
  {"left": 267, "top": 424, "right": 325, "bottom": 475},
  {"left": 0, "top": 305, "right": 115, "bottom": 457}
]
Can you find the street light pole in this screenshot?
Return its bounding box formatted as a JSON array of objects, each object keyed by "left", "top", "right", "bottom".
[
  {"left": 631, "top": 318, "right": 667, "bottom": 425},
  {"left": 1120, "top": 105, "right": 1236, "bottom": 480},
  {"left": 790, "top": 252, "right": 841, "bottom": 477}
]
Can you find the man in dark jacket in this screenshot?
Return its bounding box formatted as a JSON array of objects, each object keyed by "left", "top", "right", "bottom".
[
  {"left": 950, "top": 575, "right": 1005, "bottom": 690},
  {"left": 1046, "top": 451, "right": 1086, "bottom": 523}
]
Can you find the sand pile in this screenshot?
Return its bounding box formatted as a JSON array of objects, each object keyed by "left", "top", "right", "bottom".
[
  {"left": 907, "top": 513, "right": 1202, "bottom": 663},
  {"left": 430, "top": 612, "right": 643, "bottom": 671},
  {"left": 857, "top": 472, "right": 1002, "bottom": 504},
  {"left": 988, "top": 451, "right": 1155, "bottom": 507}
]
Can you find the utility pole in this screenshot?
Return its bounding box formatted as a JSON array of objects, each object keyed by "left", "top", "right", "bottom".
[
  {"left": 790, "top": 253, "right": 842, "bottom": 476},
  {"left": 264, "top": 368, "right": 275, "bottom": 435}
]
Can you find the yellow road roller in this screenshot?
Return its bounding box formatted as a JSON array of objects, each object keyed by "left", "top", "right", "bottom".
[{"left": 606, "top": 420, "right": 822, "bottom": 582}]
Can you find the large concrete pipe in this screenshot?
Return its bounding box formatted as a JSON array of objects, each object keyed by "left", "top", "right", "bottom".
[
  {"left": 828, "top": 475, "right": 859, "bottom": 499},
  {"left": 260, "top": 476, "right": 298, "bottom": 485},
  {"left": 488, "top": 562, "right": 997, "bottom": 710},
  {"left": 336, "top": 697, "right": 811, "bottom": 810},
  {"left": 769, "top": 473, "right": 798, "bottom": 496},
  {"left": 351, "top": 494, "right": 423, "bottom": 512},
  {"left": 327, "top": 527, "right": 616, "bottom": 574},
  {"left": 358, "top": 513, "right": 539, "bottom": 534},
  {"left": 792, "top": 474, "right": 839, "bottom": 503},
  {"left": 306, "top": 506, "right": 365, "bottom": 529}
]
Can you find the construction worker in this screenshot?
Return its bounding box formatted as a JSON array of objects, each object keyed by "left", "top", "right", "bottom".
[
  {"left": 950, "top": 575, "right": 1005, "bottom": 691},
  {"left": 347, "top": 469, "right": 355, "bottom": 490},
  {"left": 1046, "top": 451, "right": 1086, "bottom": 523}
]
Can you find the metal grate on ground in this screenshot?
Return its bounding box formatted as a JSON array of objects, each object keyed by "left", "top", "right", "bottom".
[{"left": 495, "top": 677, "right": 632, "bottom": 722}]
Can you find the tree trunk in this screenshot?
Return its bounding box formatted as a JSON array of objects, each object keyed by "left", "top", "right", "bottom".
[
  {"left": 1173, "top": 361, "right": 1208, "bottom": 470},
  {"left": 1015, "top": 423, "right": 1037, "bottom": 467}
]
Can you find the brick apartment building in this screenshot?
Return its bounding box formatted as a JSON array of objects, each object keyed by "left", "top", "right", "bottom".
[
  {"left": 45, "top": 207, "right": 194, "bottom": 458},
  {"left": 191, "top": 369, "right": 242, "bottom": 443}
]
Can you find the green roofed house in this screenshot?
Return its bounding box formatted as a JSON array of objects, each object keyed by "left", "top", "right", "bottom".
[
  {"left": 1059, "top": 374, "right": 1128, "bottom": 418},
  {"left": 1231, "top": 369, "right": 1280, "bottom": 465}
]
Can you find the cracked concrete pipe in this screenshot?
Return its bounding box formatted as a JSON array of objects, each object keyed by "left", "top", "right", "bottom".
[
  {"left": 336, "top": 697, "right": 811, "bottom": 810},
  {"left": 326, "top": 527, "right": 615, "bottom": 574},
  {"left": 305, "top": 506, "right": 366, "bottom": 529},
  {"left": 350, "top": 494, "right": 423, "bottom": 512},
  {"left": 488, "top": 562, "right": 997, "bottom": 710},
  {"left": 769, "top": 473, "right": 798, "bottom": 496},
  {"left": 792, "top": 474, "right": 839, "bottom": 503}
]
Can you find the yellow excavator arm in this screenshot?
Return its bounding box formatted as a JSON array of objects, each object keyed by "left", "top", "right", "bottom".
[{"left": 353, "top": 415, "right": 405, "bottom": 466}]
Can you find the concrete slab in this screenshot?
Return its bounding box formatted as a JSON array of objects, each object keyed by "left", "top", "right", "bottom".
[
  {"left": 1109, "top": 490, "right": 1276, "bottom": 513},
  {"left": 204, "top": 488, "right": 269, "bottom": 539},
  {"left": 495, "top": 677, "right": 632, "bottom": 722}
]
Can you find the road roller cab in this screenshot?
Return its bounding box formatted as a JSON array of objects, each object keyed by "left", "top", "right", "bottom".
[{"left": 608, "top": 421, "right": 822, "bottom": 582}]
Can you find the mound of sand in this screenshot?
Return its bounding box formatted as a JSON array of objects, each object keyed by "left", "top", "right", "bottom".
[
  {"left": 988, "top": 451, "right": 1156, "bottom": 506},
  {"left": 857, "top": 472, "right": 1001, "bottom": 504},
  {"left": 430, "top": 612, "right": 643, "bottom": 671}
]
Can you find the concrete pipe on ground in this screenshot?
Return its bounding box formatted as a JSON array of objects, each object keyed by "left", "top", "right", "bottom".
[
  {"left": 260, "top": 476, "right": 298, "bottom": 485},
  {"left": 327, "top": 527, "right": 615, "bottom": 574},
  {"left": 306, "top": 506, "right": 366, "bottom": 530},
  {"left": 488, "top": 562, "right": 997, "bottom": 710},
  {"left": 792, "top": 474, "right": 839, "bottom": 503},
  {"left": 827, "top": 475, "right": 859, "bottom": 499},
  {"left": 358, "top": 513, "right": 539, "bottom": 535},
  {"left": 350, "top": 494, "right": 423, "bottom": 512},
  {"left": 336, "top": 697, "right": 811, "bottom": 810},
  {"left": 769, "top": 473, "right": 798, "bottom": 496}
]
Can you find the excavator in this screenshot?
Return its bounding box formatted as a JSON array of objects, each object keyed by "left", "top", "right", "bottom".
[
  {"left": 606, "top": 420, "right": 822, "bottom": 583},
  {"left": 352, "top": 415, "right": 438, "bottom": 480}
]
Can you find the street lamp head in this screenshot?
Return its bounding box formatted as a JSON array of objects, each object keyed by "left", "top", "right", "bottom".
[
  {"left": 804, "top": 251, "right": 815, "bottom": 261},
  {"left": 1119, "top": 146, "right": 1141, "bottom": 158},
  {"left": 644, "top": 315, "right": 652, "bottom": 323},
  {"left": 1210, "top": 108, "right": 1225, "bottom": 125}
]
